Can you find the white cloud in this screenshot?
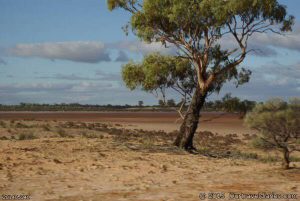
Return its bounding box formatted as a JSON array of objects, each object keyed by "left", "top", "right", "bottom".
[
  {"left": 115, "top": 50, "right": 129, "bottom": 62},
  {"left": 0, "top": 58, "right": 7, "bottom": 65},
  {"left": 250, "top": 26, "right": 300, "bottom": 52},
  {"left": 0, "top": 83, "right": 72, "bottom": 92},
  {"left": 0, "top": 81, "right": 154, "bottom": 104},
  {"left": 95, "top": 70, "right": 121, "bottom": 81},
  {"left": 0, "top": 82, "right": 113, "bottom": 94},
  {"left": 109, "top": 40, "right": 177, "bottom": 55},
  {"left": 36, "top": 73, "right": 100, "bottom": 81},
  {"left": 69, "top": 82, "right": 113, "bottom": 92},
  {"left": 214, "top": 61, "right": 300, "bottom": 101},
  {"left": 258, "top": 61, "right": 300, "bottom": 86},
  {"left": 4, "top": 26, "right": 300, "bottom": 65},
  {"left": 8, "top": 41, "right": 111, "bottom": 63},
  {"left": 210, "top": 25, "right": 300, "bottom": 57}
]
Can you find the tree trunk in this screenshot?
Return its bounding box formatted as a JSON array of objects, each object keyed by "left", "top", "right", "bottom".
[
  {"left": 174, "top": 87, "right": 207, "bottom": 150},
  {"left": 282, "top": 148, "right": 290, "bottom": 169}
]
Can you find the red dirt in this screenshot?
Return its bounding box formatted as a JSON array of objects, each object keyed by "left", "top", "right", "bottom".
[{"left": 0, "top": 111, "right": 235, "bottom": 122}]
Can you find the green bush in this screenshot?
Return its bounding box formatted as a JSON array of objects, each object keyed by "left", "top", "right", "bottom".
[
  {"left": 231, "top": 150, "right": 258, "bottom": 160},
  {"left": 0, "top": 136, "right": 9, "bottom": 140},
  {"left": 0, "top": 121, "right": 7, "bottom": 128},
  {"left": 18, "top": 132, "right": 37, "bottom": 140},
  {"left": 42, "top": 124, "right": 51, "bottom": 131},
  {"left": 57, "top": 128, "right": 73, "bottom": 138},
  {"left": 250, "top": 137, "right": 275, "bottom": 150},
  {"left": 260, "top": 155, "right": 279, "bottom": 163},
  {"left": 245, "top": 98, "right": 300, "bottom": 169},
  {"left": 81, "top": 131, "right": 104, "bottom": 139}
]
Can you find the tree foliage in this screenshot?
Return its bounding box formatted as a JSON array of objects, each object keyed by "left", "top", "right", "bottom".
[
  {"left": 221, "top": 93, "right": 256, "bottom": 115},
  {"left": 245, "top": 98, "right": 300, "bottom": 169},
  {"left": 138, "top": 100, "right": 144, "bottom": 107},
  {"left": 108, "top": 0, "right": 294, "bottom": 93},
  {"left": 203, "top": 93, "right": 256, "bottom": 116},
  {"left": 108, "top": 0, "right": 294, "bottom": 150},
  {"left": 122, "top": 53, "right": 196, "bottom": 102}
]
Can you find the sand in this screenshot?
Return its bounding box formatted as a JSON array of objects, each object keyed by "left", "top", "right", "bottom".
[
  {"left": 0, "top": 112, "right": 299, "bottom": 201},
  {"left": 0, "top": 111, "right": 253, "bottom": 134}
]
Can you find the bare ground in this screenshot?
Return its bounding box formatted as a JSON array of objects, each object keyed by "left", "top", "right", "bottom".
[{"left": 0, "top": 113, "right": 299, "bottom": 201}]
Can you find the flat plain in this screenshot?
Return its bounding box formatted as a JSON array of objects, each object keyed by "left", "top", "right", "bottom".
[{"left": 0, "top": 112, "right": 299, "bottom": 201}]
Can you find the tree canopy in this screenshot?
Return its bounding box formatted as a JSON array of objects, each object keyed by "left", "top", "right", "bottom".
[
  {"left": 122, "top": 53, "right": 196, "bottom": 102},
  {"left": 108, "top": 0, "right": 294, "bottom": 150},
  {"left": 108, "top": 0, "right": 294, "bottom": 93}
]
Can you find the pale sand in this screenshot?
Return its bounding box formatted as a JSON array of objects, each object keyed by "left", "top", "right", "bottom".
[{"left": 0, "top": 113, "right": 298, "bottom": 201}]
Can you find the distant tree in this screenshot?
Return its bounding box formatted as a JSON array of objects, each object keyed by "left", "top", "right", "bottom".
[
  {"left": 220, "top": 93, "right": 255, "bottom": 116},
  {"left": 214, "top": 100, "right": 223, "bottom": 111},
  {"left": 108, "top": 0, "right": 294, "bottom": 150},
  {"left": 203, "top": 101, "right": 214, "bottom": 111},
  {"left": 222, "top": 93, "right": 241, "bottom": 113},
  {"left": 158, "top": 100, "right": 165, "bottom": 107},
  {"left": 167, "top": 99, "right": 176, "bottom": 107},
  {"left": 239, "top": 100, "right": 256, "bottom": 117},
  {"left": 245, "top": 99, "right": 300, "bottom": 169},
  {"left": 138, "top": 100, "right": 144, "bottom": 107}
]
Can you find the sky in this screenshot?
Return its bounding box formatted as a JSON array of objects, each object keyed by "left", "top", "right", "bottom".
[{"left": 0, "top": 0, "right": 299, "bottom": 105}]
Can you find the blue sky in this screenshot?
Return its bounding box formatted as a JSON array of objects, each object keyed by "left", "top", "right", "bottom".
[{"left": 0, "top": 0, "right": 299, "bottom": 105}]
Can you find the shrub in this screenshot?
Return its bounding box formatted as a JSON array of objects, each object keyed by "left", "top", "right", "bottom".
[
  {"left": 81, "top": 131, "right": 104, "bottom": 139},
  {"left": 42, "top": 124, "right": 51, "bottom": 131},
  {"left": 0, "top": 136, "right": 9, "bottom": 140},
  {"left": 230, "top": 150, "right": 258, "bottom": 160},
  {"left": 245, "top": 98, "right": 300, "bottom": 169},
  {"left": 15, "top": 122, "right": 31, "bottom": 128},
  {"left": 0, "top": 121, "right": 7, "bottom": 128},
  {"left": 57, "top": 128, "right": 72, "bottom": 138},
  {"left": 18, "top": 132, "right": 37, "bottom": 140},
  {"left": 260, "top": 155, "right": 280, "bottom": 163},
  {"left": 250, "top": 137, "right": 275, "bottom": 150}
]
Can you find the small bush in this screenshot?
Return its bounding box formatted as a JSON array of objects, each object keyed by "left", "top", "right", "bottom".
[
  {"left": 0, "top": 136, "right": 9, "bottom": 140},
  {"left": 250, "top": 137, "right": 275, "bottom": 150},
  {"left": 57, "top": 128, "right": 72, "bottom": 138},
  {"left": 42, "top": 124, "right": 51, "bottom": 131},
  {"left": 140, "top": 136, "right": 155, "bottom": 148},
  {"left": 81, "top": 131, "right": 104, "bottom": 139},
  {"left": 260, "top": 155, "right": 279, "bottom": 163},
  {"left": 245, "top": 98, "right": 300, "bottom": 169},
  {"left": 290, "top": 156, "right": 300, "bottom": 162},
  {"left": 0, "top": 121, "right": 7, "bottom": 128},
  {"left": 18, "top": 132, "right": 37, "bottom": 140},
  {"left": 231, "top": 150, "right": 258, "bottom": 160},
  {"left": 15, "top": 122, "right": 31, "bottom": 128}
]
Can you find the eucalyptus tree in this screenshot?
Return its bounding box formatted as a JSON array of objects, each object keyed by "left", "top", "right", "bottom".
[
  {"left": 107, "top": 0, "right": 294, "bottom": 150},
  {"left": 122, "top": 53, "right": 196, "bottom": 119}
]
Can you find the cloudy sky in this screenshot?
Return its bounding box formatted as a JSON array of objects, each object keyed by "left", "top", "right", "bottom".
[{"left": 0, "top": 0, "right": 299, "bottom": 105}]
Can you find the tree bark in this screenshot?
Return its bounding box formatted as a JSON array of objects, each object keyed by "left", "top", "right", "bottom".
[
  {"left": 174, "top": 87, "right": 207, "bottom": 150},
  {"left": 282, "top": 148, "right": 290, "bottom": 169}
]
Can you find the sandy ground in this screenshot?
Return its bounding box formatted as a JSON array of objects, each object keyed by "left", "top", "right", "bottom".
[
  {"left": 0, "top": 111, "right": 253, "bottom": 134},
  {"left": 0, "top": 112, "right": 299, "bottom": 201}
]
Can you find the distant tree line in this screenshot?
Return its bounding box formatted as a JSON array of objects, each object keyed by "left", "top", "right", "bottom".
[
  {"left": 158, "top": 93, "right": 256, "bottom": 116},
  {"left": 0, "top": 94, "right": 256, "bottom": 114},
  {"left": 0, "top": 103, "right": 136, "bottom": 111},
  {"left": 203, "top": 93, "right": 256, "bottom": 116}
]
